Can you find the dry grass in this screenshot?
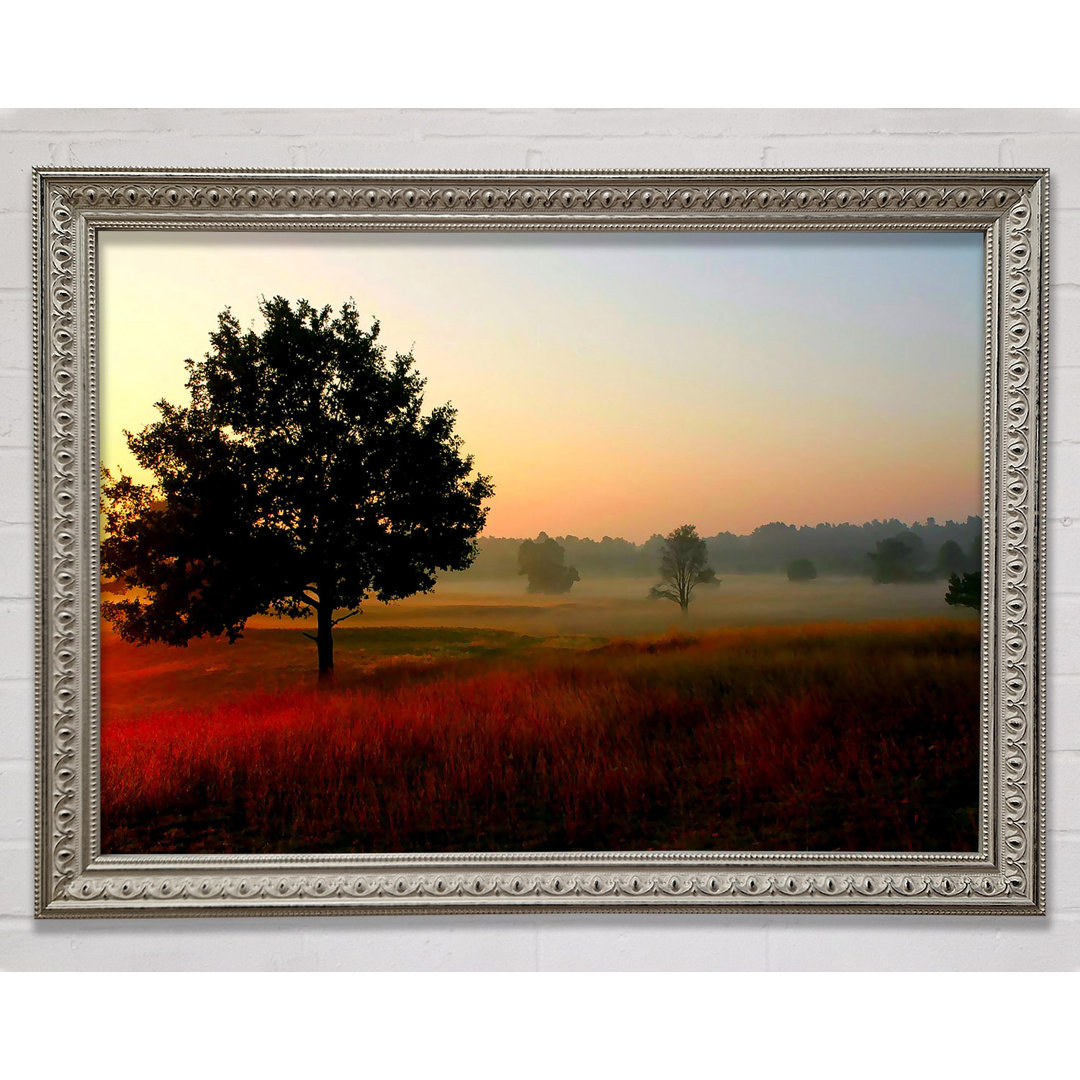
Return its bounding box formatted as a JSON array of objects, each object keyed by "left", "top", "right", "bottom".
[{"left": 101, "top": 618, "right": 980, "bottom": 854}]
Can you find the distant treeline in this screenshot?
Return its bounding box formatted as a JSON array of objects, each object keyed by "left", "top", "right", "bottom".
[{"left": 449, "top": 517, "right": 983, "bottom": 580}]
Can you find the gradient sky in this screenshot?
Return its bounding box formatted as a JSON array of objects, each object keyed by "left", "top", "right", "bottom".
[{"left": 98, "top": 229, "right": 985, "bottom": 542}]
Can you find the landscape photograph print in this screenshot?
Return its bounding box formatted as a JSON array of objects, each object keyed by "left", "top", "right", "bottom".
[{"left": 97, "top": 229, "right": 985, "bottom": 856}]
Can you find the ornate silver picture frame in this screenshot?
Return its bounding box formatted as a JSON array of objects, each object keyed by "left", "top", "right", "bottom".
[{"left": 34, "top": 168, "right": 1048, "bottom": 916}]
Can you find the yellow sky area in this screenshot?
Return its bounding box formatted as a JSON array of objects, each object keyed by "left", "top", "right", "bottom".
[{"left": 98, "top": 230, "right": 984, "bottom": 541}]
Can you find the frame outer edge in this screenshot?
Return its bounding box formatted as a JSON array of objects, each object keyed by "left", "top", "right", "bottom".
[
  {"left": 1036, "top": 171, "right": 1049, "bottom": 914},
  {"left": 33, "top": 169, "right": 45, "bottom": 918},
  {"left": 32, "top": 168, "right": 1050, "bottom": 916}
]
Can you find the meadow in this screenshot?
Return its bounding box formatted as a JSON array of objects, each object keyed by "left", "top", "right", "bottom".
[{"left": 100, "top": 575, "right": 981, "bottom": 854}]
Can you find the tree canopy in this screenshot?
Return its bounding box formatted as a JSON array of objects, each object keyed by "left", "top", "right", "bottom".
[
  {"left": 868, "top": 531, "right": 926, "bottom": 583},
  {"left": 934, "top": 539, "right": 967, "bottom": 579},
  {"left": 945, "top": 571, "right": 981, "bottom": 610},
  {"left": 441, "top": 517, "right": 983, "bottom": 580},
  {"left": 101, "top": 296, "right": 494, "bottom": 678},
  {"left": 648, "top": 524, "right": 718, "bottom": 613},
  {"left": 517, "top": 533, "right": 580, "bottom": 594},
  {"left": 786, "top": 557, "right": 818, "bottom": 582}
]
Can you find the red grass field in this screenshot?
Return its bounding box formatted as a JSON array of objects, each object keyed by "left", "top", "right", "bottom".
[{"left": 101, "top": 618, "right": 980, "bottom": 854}]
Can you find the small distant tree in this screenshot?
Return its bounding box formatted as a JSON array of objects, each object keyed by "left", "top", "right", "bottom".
[
  {"left": 517, "top": 533, "right": 580, "bottom": 594},
  {"left": 934, "top": 539, "right": 966, "bottom": 579},
  {"left": 945, "top": 571, "right": 981, "bottom": 610},
  {"left": 868, "top": 531, "right": 924, "bottom": 583},
  {"left": 786, "top": 557, "right": 817, "bottom": 582},
  {"left": 649, "top": 524, "right": 718, "bottom": 613}
]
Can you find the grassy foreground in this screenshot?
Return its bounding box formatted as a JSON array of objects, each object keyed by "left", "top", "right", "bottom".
[{"left": 101, "top": 618, "right": 980, "bottom": 854}]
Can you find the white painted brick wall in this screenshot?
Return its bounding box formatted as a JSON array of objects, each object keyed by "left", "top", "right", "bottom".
[{"left": 1, "top": 108, "right": 1077, "bottom": 970}]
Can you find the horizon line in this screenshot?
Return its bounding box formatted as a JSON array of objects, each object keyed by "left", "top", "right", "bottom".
[{"left": 478, "top": 514, "right": 983, "bottom": 545}]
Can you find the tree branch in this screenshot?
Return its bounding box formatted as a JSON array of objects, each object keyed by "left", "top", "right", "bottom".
[
  {"left": 331, "top": 609, "right": 360, "bottom": 628},
  {"left": 301, "top": 631, "right": 318, "bottom": 642}
]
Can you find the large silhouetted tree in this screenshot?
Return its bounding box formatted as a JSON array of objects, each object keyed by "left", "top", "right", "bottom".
[
  {"left": 649, "top": 524, "right": 718, "bottom": 613},
  {"left": 517, "top": 533, "right": 580, "bottom": 594},
  {"left": 101, "top": 297, "right": 494, "bottom": 680}
]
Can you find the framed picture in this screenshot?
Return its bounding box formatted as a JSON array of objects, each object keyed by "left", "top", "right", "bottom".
[{"left": 34, "top": 168, "right": 1048, "bottom": 915}]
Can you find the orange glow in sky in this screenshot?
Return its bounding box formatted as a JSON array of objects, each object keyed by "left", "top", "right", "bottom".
[{"left": 99, "top": 230, "right": 984, "bottom": 542}]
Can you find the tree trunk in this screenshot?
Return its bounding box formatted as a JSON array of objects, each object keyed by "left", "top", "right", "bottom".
[{"left": 316, "top": 600, "right": 335, "bottom": 682}]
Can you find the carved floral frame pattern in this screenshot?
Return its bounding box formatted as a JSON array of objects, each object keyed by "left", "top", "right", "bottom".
[{"left": 33, "top": 169, "right": 1048, "bottom": 915}]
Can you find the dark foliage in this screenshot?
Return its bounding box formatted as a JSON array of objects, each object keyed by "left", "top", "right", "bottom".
[
  {"left": 648, "top": 524, "right": 719, "bottom": 613},
  {"left": 934, "top": 539, "right": 967, "bottom": 579},
  {"left": 446, "top": 516, "right": 983, "bottom": 580},
  {"left": 945, "top": 571, "right": 981, "bottom": 610},
  {"left": 517, "top": 533, "right": 580, "bottom": 594},
  {"left": 868, "top": 531, "right": 926, "bottom": 584},
  {"left": 101, "top": 297, "right": 494, "bottom": 678},
  {"left": 786, "top": 557, "right": 818, "bottom": 582}
]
